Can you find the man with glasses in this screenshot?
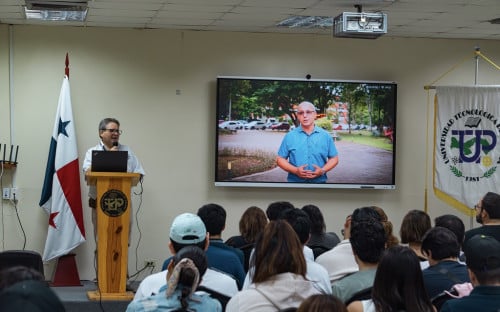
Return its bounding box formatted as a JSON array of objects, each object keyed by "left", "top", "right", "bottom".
[
  {"left": 83, "top": 117, "right": 145, "bottom": 240},
  {"left": 277, "top": 101, "right": 338, "bottom": 183},
  {"left": 463, "top": 192, "right": 500, "bottom": 249}
]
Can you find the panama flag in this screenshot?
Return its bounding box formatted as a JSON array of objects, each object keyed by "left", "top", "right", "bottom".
[{"left": 40, "top": 75, "right": 86, "bottom": 261}]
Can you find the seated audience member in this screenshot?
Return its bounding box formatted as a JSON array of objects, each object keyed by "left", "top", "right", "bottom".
[
  {"left": 347, "top": 245, "right": 435, "bottom": 312},
  {"left": 0, "top": 266, "right": 45, "bottom": 290},
  {"left": 301, "top": 204, "right": 340, "bottom": 258},
  {"left": 265, "top": 200, "right": 314, "bottom": 261},
  {"left": 279, "top": 208, "right": 332, "bottom": 294},
  {"left": 196, "top": 203, "right": 246, "bottom": 289},
  {"left": 332, "top": 219, "right": 386, "bottom": 303},
  {"left": 316, "top": 214, "right": 356, "bottom": 283},
  {"left": 371, "top": 206, "right": 399, "bottom": 248},
  {"left": 400, "top": 209, "right": 432, "bottom": 269},
  {"left": 421, "top": 226, "right": 470, "bottom": 300},
  {"left": 440, "top": 234, "right": 500, "bottom": 312},
  {"left": 134, "top": 213, "right": 238, "bottom": 303},
  {"left": 297, "top": 294, "right": 347, "bottom": 312},
  {"left": 226, "top": 206, "right": 268, "bottom": 272},
  {"left": 316, "top": 207, "right": 381, "bottom": 283},
  {"left": 226, "top": 220, "right": 321, "bottom": 311},
  {"left": 0, "top": 266, "right": 64, "bottom": 312},
  {"left": 127, "top": 246, "right": 221, "bottom": 312},
  {"left": 434, "top": 214, "right": 466, "bottom": 261},
  {"left": 464, "top": 192, "right": 500, "bottom": 247},
  {"left": 266, "top": 201, "right": 295, "bottom": 221}
]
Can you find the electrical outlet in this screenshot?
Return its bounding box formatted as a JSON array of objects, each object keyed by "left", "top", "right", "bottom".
[
  {"left": 10, "top": 187, "right": 18, "bottom": 200},
  {"left": 144, "top": 259, "right": 157, "bottom": 268},
  {"left": 2, "top": 188, "right": 10, "bottom": 200}
]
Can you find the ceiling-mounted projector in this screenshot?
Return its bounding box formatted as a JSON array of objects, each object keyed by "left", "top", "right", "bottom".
[{"left": 333, "top": 12, "right": 387, "bottom": 39}]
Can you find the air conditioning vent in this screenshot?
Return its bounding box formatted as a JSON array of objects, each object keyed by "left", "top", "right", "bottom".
[{"left": 25, "top": 0, "right": 88, "bottom": 11}]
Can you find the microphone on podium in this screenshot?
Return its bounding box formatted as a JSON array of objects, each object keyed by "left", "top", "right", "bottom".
[{"left": 110, "top": 141, "right": 118, "bottom": 151}]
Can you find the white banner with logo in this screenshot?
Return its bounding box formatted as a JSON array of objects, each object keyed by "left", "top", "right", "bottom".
[{"left": 434, "top": 86, "right": 500, "bottom": 215}]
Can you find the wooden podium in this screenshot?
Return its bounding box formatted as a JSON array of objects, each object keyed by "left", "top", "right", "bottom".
[{"left": 85, "top": 171, "right": 140, "bottom": 301}]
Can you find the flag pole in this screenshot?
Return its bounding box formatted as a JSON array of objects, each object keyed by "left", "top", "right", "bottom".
[{"left": 65, "top": 53, "right": 69, "bottom": 78}]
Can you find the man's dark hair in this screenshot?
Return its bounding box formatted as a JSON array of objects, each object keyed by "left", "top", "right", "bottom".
[
  {"left": 279, "top": 208, "right": 311, "bottom": 244},
  {"left": 170, "top": 239, "right": 206, "bottom": 253},
  {"left": 482, "top": 192, "right": 500, "bottom": 219},
  {"left": 350, "top": 220, "right": 386, "bottom": 264},
  {"left": 351, "top": 207, "right": 381, "bottom": 227},
  {"left": 0, "top": 266, "right": 45, "bottom": 291},
  {"left": 473, "top": 268, "right": 500, "bottom": 285},
  {"left": 98, "top": 117, "right": 120, "bottom": 131},
  {"left": 301, "top": 204, "right": 326, "bottom": 235},
  {"left": 197, "top": 203, "right": 226, "bottom": 236},
  {"left": 434, "top": 214, "right": 465, "bottom": 245},
  {"left": 266, "top": 201, "right": 295, "bottom": 221},
  {"left": 421, "top": 226, "right": 460, "bottom": 260}
]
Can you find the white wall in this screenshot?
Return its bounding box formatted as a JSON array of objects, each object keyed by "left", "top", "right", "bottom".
[{"left": 0, "top": 24, "right": 499, "bottom": 280}]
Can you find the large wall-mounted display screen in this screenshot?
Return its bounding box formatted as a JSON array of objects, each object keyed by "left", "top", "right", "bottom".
[{"left": 215, "top": 76, "right": 397, "bottom": 189}]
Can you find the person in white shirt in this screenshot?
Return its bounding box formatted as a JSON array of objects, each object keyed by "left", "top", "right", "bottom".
[
  {"left": 316, "top": 214, "right": 358, "bottom": 283},
  {"left": 82, "top": 117, "right": 145, "bottom": 240},
  {"left": 133, "top": 213, "right": 238, "bottom": 304}
]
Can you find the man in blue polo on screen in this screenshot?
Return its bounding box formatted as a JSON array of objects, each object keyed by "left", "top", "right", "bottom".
[{"left": 277, "top": 101, "right": 339, "bottom": 183}]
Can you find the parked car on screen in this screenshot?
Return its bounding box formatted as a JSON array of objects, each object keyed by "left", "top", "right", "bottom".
[
  {"left": 266, "top": 121, "right": 278, "bottom": 128},
  {"left": 244, "top": 121, "right": 266, "bottom": 130},
  {"left": 219, "top": 120, "right": 242, "bottom": 130},
  {"left": 333, "top": 123, "right": 350, "bottom": 130},
  {"left": 271, "top": 122, "right": 290, "bottom": 131},
  {"left": 333, "top": 124, "right": 343, "bottom": 131}
]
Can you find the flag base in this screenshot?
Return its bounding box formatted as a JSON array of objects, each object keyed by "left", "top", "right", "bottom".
[{"left": 50, "top": 253, "right": 82, "bottom": 286}]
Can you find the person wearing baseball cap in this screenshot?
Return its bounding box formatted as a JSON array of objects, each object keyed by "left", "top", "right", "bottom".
[
  {"left": 169, "top": 212, "right": 208, "bottom": 248},
  {"left": 440, "top": 234, "right": 500, "bottom": 312},
  {"left": 132, "top": 213, "right": 238, "bottom": 307}
]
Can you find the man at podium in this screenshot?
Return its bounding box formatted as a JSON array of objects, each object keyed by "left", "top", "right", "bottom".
[{"left": 82, "top": 117, "right": 145, "bottom": 240}]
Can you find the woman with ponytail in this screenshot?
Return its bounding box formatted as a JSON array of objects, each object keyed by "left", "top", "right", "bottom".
[{"left": 126, "top": 246, "right": 221, "bottom": 311}]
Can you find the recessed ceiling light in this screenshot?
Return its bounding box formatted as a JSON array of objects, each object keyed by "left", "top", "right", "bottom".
[
  {"left": 24, "top": 0, "right": 88, "bottom": 22},
  {"left": 277, "top": 16, "right": 333, "bottom": 29}
]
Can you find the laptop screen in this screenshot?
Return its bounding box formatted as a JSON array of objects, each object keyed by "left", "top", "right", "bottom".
[{"left": 91, "top": 150, "right": 128, "bottom": 172}]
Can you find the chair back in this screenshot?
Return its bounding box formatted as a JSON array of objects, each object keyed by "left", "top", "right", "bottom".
[{"left": 0, "top": 250, "right": 44, "bottom": 277}]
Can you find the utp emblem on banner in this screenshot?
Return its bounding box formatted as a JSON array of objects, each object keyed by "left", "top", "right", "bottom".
[{"left": 439, "top": 110, "right": 498, "bottom": 180}]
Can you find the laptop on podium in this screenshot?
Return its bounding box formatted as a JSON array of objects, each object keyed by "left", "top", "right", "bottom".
[{"left": 91, "top": 150, "right": 128, "bottom": 172}]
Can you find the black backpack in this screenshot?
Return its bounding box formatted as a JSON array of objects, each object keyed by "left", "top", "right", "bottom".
[
  {"left": 345, "top": 287, "right": 373, "bottom": 306},
  {"left": 196, "top": 285, "right": 231, "bottom": 311}
]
